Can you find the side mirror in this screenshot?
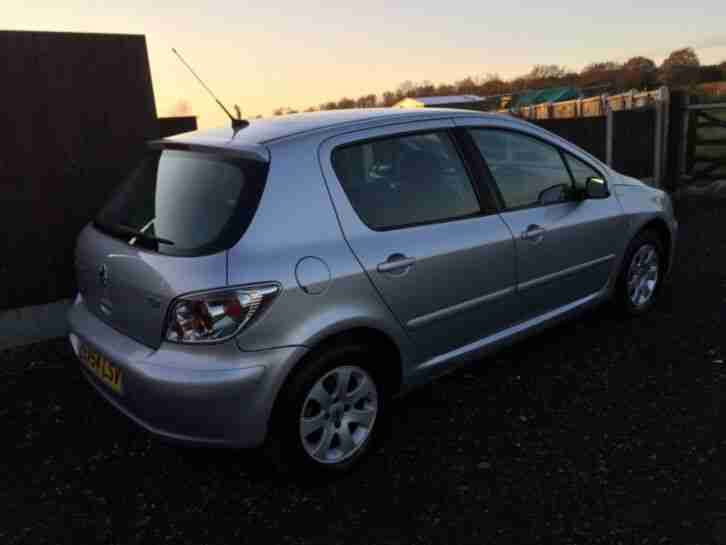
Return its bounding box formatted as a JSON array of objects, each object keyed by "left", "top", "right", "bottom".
[{"left": 585, "top": 176, "right": 609, "bottom": 199}]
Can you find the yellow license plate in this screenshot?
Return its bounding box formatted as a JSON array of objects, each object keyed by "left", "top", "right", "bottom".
[{"left": 79, "top": 343, "right": 123, "bottom": 395}]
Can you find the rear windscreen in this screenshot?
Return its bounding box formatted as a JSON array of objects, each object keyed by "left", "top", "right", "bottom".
[{"left": 95, "top": 149, "right": 268, "bottom": 256}]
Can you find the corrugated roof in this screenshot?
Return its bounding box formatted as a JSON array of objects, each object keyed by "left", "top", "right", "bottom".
[{"left": 410, "top": 95, "right": 484, "bottom": 105}]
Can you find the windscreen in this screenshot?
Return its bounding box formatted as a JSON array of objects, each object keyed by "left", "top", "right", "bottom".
[{"left": 95, "top": 149, "right": 268, "bottom": 256}]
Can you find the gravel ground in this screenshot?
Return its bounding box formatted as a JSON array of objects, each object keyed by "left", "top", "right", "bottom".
[{"left": 3, "top": 194, "right": 726, "bottom": 545}]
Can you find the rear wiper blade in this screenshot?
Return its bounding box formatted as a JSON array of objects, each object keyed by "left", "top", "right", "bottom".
[{"left": 102, "top": 222, "right": 175, "bottom": 246}]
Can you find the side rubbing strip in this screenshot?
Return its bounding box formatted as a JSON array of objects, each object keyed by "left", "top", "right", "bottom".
[
  {"left": 518, "top": 254, "right": 615, "bottom": 292},
  {"left": 407, "top": 286, "right": 516, "bottom": 329}
]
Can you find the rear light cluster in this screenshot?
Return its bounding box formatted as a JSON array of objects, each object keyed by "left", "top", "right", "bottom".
[{"left": 164, "top": 283, "right": 280, "bottom": 344}]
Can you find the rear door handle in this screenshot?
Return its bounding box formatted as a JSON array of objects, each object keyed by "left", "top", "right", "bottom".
[
  {"left": 521, "top": 224, "right": 546, "bottom": 242},
  {"left": 377, "top": 254, "right": 416, "bottom": 274}
]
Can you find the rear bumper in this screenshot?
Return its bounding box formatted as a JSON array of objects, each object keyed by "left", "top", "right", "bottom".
[{"left": 67, "top": 297, "right": 307, "bottom": 448}]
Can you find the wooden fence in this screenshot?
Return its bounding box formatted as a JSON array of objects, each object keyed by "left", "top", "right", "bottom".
[
  {"left": 159, "top": 116, "right": 198, "bottom": 138},
  {"left": 532, "top": 117, "right": 607, "bottom": 163},
  {"left": 499, "top": 88, "right": 669, "bottom": 186},
  {"left": 499, "top": 89, "right": 662, "bottom": 120},
  {"left": 0, "top": 30, "right": 159, "bottom": 311}
]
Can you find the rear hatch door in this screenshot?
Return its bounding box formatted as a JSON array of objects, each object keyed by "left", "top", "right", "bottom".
[{"left": 76, "top": 145, "right": 269, "bottom": 349}]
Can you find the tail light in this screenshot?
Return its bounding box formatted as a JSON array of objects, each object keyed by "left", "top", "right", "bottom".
[{"left": 164, "top": 283, "right": 280, "bottom": 344}]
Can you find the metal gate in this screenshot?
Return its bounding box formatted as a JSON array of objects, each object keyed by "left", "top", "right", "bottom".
[{"left": 685, "top": 103, "right": 726, "bottom": 180}]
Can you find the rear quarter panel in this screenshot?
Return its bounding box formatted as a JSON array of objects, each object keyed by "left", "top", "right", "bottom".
[{"left": 226, "top": 137, "right": 417, "bottom": 373}]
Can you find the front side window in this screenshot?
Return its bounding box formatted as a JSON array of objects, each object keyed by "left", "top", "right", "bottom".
[
  {"left": 332, "top": 131, "right": 480, "bottom": 230},
  {"left": 468, "top": 129, "right": 573, "bottom": 209},
  {"left": 564, "top": 152, "right": 603, "bottom": 192}
]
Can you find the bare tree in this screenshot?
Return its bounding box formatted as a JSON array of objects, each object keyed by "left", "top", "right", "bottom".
[
  {"left": 578, "top": 61, "right": 622, "bottom": 88},
  {"left": 660, "top": 47, "right": 701, "bottom": 87},
  {"left": 355, "top": 94, "right": 377, "bottom": 108},
  {"left": 435, "top": 83, "right": 456, "bottom": 96},
  {"left": 662, "top": 47, "right": 700, "bottom": 69},
  {"left": 478, "top": 73, "right": 507, "bottom": 95},
  {"left": 272, "top": 107, "right": 299, "bottom": 116},
  {"left": 525, "top": 65, "right": 569, "bottom": 80},
  {"left": 397, "top": 80, "right": 416, "bottom": 97},
  {"left": 581, "top": 61, "right": 622, "bottom": 74},
  {"left": 616, "top": 56, "right": 658, "bottom": 90},
  {"left": 623, "top": 56, "right": 656, "bottom": 72},
  {"left": 297, "top": 47, "right": 713, "bottom": 113},
  {"left": 413, "top": 81, "right": 436, "bottom": 97},
  {"left": 336, "top": 97, "right": 356, "bottom": 109},
  {"left": 381, "top": 91, "right": 397, "bottom": 107}
]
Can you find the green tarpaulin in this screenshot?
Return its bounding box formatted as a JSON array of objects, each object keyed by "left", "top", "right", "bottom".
[{"left": 512, "top": 86, "right": 580, "bottom": 108}]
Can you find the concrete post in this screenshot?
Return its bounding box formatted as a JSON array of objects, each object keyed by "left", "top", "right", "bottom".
[{"left": 606, "top": 102, "right": 614, "bottom": 167}]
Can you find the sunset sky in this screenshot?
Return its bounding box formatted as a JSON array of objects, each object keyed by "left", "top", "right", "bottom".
[{"left": 7, "top": 1, "right": 726, "bottom": 128}]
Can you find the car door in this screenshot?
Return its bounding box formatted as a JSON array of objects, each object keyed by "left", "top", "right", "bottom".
[
  {"left": 319, "top": 120, "right": 518, "bottom": 361},
  {"left": 458, "top": 122, "right": 625, "bottom": 321}
]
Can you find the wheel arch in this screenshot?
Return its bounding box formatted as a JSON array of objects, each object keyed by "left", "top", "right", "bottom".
[
  {"left": 266, "top": 324, "right": 405, "bottom": 439},
  {"left": 637, "top": 217, "right": 672, "bottom": 272}
]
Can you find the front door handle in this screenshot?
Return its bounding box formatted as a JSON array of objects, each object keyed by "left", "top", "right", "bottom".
[
  {"left": 377, "top": 254, "right": 416, "bottom": 274},
  {"left": 521, "top": 224, "right": 546, "bottom": 243}
]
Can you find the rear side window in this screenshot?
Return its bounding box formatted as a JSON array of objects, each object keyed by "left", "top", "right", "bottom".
[
  {"left": 331, "top": 131, "right": 480, "bottom": 230},
  {"left": 95, "top": 149, "right": 268, "bottom": 256},
  {"left": 468, "top": 129, "right": 573, "bottom": 209}
]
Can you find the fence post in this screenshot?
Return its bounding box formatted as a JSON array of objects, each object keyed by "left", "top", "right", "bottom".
[
  {"left": 660, "top": 87, "right": 670, "bottom": 188},
  {"left": 680, "top": 94, "right": 692, "bottom": 176},
  {"left": 606, "top": 102, "right": 614, "bottom": 167},
  {"left": 653, "top": 88, "right": 665, "bottom": 187}
]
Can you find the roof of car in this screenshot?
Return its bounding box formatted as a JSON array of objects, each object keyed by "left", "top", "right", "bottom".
[{"left": 163, "top": 108, "right": 514, "bottom": 151}]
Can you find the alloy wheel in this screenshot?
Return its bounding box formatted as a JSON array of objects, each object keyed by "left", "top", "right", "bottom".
[
  {"left": 299, "top": 365, "right": 378, "bottom": 464},
  {"left": 626, "top": 243, "right": 660, "bottom": 308}
]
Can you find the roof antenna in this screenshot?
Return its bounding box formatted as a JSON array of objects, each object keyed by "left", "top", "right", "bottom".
[{"left": 172, "top": 48, "right": 249, "bottom": 132}]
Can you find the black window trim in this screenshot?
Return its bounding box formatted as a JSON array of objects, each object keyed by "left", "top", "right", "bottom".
[
  {"left": 458, "top": 126, "right": 609, "bottom": 213},
  {"left": 560, "top": 149, "right": 608, "bottom": 188},
  {"left": 329, "top": 127, "right": 497, "bottom": 233}
]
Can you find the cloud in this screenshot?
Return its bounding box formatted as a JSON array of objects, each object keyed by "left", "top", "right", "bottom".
[{"left": 695, "top": 35, "right": 726, "bottom": 49}]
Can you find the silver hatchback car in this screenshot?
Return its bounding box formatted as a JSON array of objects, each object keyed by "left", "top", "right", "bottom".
[{"left": 68, "top": 108, "right": 677, "bottom": 473}]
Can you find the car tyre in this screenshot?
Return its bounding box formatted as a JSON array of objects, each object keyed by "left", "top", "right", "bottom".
[
  {"left": 266, "top": 342, "right": 388, "bottom": 478},
  {"left": 616, "top": 229, "right": 665, "bottom": 316}
]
